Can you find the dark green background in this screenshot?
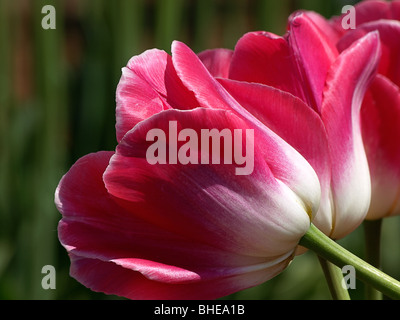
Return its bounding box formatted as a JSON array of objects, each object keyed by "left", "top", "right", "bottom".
[{"left": 1, "top": 0, "right": 399, "bottom": 300}]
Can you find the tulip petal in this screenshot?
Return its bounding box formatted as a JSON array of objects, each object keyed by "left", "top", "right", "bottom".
[
  {"left": 331, "top": 0, "right": 400, "bottom": 29},
  {"left": 352, "top": 0, "right": 393, "bottom": 23},
  {"left": 56, "top": 152, "right": 197, "bottom": 284},
  {"left": 293, "top": 10, "right": 342, "bottom": 44},
  {"left": 288, "top": 12, "right": 338, "bottom": 112},
  {"left": 104, "top": 107, "right": 318, "bottom": 258},
  {"left": 59, "top": 218, "right": 292, "bottom": 284},
  {"left": 197, "top": 48, "right": 233, "bottom": 78},
  {"left": 228, "top": 31, "right": 307, "bottom": 103},
  {"left": 393, "top": 1, "right": 400, "bottom": 20},
  {"left": 321, "top": 32, "right": 381, "bottom": 238},
  {"left": 218, "top": 79, "right": 333, "bottom": 234},
  {"left": 56, "top": 151, "right": 293, "bottom": 299},
  {"left": 338, "top": 20, "right": 400, "bottom": 88},
  {"left": 55, "top": 151, "right": 115, "bottom": 222},
  {"left": 361, "top": 75, "right": 400, "bottom": 219},
  {"left": 171, "top": 40, "right": 320, "bottom": 211},
  {"left": 116, "top": 49, "right": 199, "bottom": 141},
  {"left": 68, "top": 253, "right": 291, "bottom": 300}
]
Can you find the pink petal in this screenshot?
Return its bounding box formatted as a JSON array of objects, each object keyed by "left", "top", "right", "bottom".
[
  {"left": 292, "top": 10, "right": 342, "bottom": 44},
  {"left": 361, "top": 75, "right": 400, "bottom": 219},
  {"left": 329, "top": 0, "right": 400, "bottom": 38},
  {"left": 393, "top": 0, "right": 400, "bottom": 20},
  {"left": 218, "top": 78, "right": 333, "bottom": 233},
  {"left": 60, "top": 218, "right": 292, "bottom": 283},
  {"left": 338, "top": 20, "right": 400, "bottom": 88},
  {"left": 228, "top": 31, "right": 307, "bottom": 103},
  {"left": 69, "top": 253, "right": 291, "bottom": 300},
  {"left": 352, "top": 0, "right": 393, "bottom": 23},
  {"left": 330, "top": 0, "right": 389, "bottom": 31},
  {"left": 287, "top": 12, "right": 338, "bottom": 113},
  {"left": 321, "top": 32, "right": 381, "bottom": 238},
  {"left": 104, "top": 107, "right": 319, "bottom": 258},
  {"left": 171, "top": 41, "right": 238, "bottom": 112},
  {"left": 55, "top": 151, "right": 116, "bottom": 222},
  {"left": 197, "top": 48, "right": 233, "bottom": 78},
  {"left": 56, "top": 152, "right": 197, "bottom": 283},
  {"left": 116, "top": 49, "right": 199, "bottom": 141},
  {"left": 171, "top": 40, "right": 320, "bottom": 208},
  {"left": 56, "top": 151, "right": 293, "bottom": 299}
]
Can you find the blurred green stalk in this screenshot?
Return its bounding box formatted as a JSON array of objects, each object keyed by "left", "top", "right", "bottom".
[
  {"left": 363, "top": 219, "right": 383, "bottom": 300},
  {"left": 0, "top": 0, "right": 13, "bottom": 288},
  {"left": 29, "top": 0, "right": 67, "bottom": 299},
  {"left": 155, "top": 0, "right": 184, "bottom": 51},
  {"left": 318, "top": 256, "right": 350, "bottom": 300}
]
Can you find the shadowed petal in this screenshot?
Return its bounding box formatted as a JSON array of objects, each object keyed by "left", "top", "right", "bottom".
[
  {"left": 337, "top": 20, "right": 400, "bottom": 88},
  {"left": 331, "top": 0, "right": 400, "bottom": 30},
  {"left": 361, "top": 75, "right": 400, "bottom": 219},
  {"left": 197, "top": 48, "right": 233, "bottom": 78},
  {"left": 68, "top": 253, "right": 291, "bottom": 300}
]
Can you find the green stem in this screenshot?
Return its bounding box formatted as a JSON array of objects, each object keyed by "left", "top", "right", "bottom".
[
  {"left": 317, "top": 256, "right": 351, "bottom": 300},
  {"left": 363, "top": 219, "right": 383, "bottom": 300},
  {"left": 299, "top": 224, "right": 400, "bottom": 300}
]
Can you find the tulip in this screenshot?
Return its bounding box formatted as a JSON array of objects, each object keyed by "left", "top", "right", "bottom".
[
  {"left": 55, "top": 18, "right": 400, "bottom": 301},
  {"left": 297, "top": 0, "right": 400, "bottom": 221},
  {"left": 292, "top": 0, "right": 400, "bottom": 300},
  {"left": 202, "top": 13, "right": 381, "bottom": 239},
  {"left": 56, "top": 41, "right": 325, "bottom": 299}
]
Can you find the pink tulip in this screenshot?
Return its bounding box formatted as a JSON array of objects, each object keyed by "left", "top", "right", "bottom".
[
  {"left": 56, "top": 41, "right": 324, "bottom": 299},
  {"left": 297, "top": 0, "right": 400, "bottom": 220},
  {"left": 202, "top": 13, "right": 381, "bottom": 238}
]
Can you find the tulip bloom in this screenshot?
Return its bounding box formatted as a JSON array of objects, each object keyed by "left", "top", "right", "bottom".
[
  {"left": 56, "top": 40, "right": 327, "bottom": 299},
  {"left": 298, "top": 0, "right": 400, "bottom": 220},
  {"left": 201, "top": 13, "right": 381, "bottom": 239}
]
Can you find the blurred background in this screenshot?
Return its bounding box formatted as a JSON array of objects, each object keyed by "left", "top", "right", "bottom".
[{"left": 1, "top": 0, "right": 399, "bottom": 300}]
